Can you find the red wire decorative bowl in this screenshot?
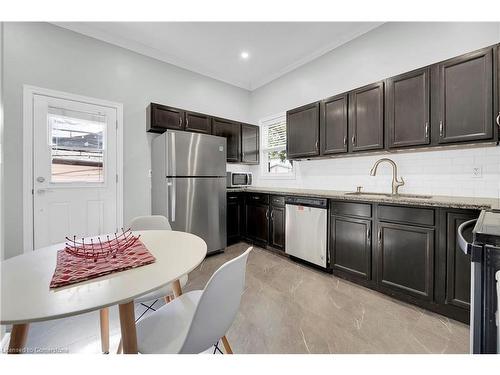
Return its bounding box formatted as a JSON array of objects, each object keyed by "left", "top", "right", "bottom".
[{"left": 64, "top": 229, "right": 141, "bottom": 262}]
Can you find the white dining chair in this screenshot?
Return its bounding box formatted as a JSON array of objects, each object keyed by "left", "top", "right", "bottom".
[
  {"left": 136, "top": 247, "right": 252, "bottom": 354},
  {"left": 99, "top": 215, "right": 187, "bottom": 354}
]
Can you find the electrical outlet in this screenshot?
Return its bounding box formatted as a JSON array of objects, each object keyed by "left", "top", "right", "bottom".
[{"left": 472, "top": 165, "right": 482, "bottom": 178}]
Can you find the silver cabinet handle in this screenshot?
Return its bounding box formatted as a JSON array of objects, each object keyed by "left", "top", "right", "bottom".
[
  {"left": 367, "top": 226, "right": 371, "bottom": 240},
  {"left": 343, "top": 136, "right": 347, "bottom": 146},
  {"left": 179, "top": 117, "right": 182, "bottom": 127},
  {"left": 496, "top": 112, "right": 500, "bottom": 126},
  {"left": 439, "top": 121, "right": 444, "bottom": 137},
  {"left": 271, "top": 210, "right": 274, "bottom": 219},
  {"left": 425, "top": 122, "right": 429, "bottom": 138},
  {"left": 265, "top": 210, "right": 269, "bottom": 220},
  {"left": 352, "top": 135, "right": 356, "bottom": 145},
  {"left": 378, "top": 228, "right": 382, "bottom": 243},
  {"left": 186, "top": 117, "right": 189, "bottom": 127},
  {"left": 315, "top": 140, "right": 319, "bottom": 151}
]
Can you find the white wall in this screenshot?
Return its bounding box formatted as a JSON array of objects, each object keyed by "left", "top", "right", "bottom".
[
  {"left": 3, "top": 22, "right": 251, "bottom": 259},
  {"left": 249, "top": 22, "right": 500, "bottom": 200}
]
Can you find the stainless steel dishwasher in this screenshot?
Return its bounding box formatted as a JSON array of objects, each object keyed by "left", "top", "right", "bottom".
[{"left": 285, "top": 196, "right": 328, "bottom": 268}]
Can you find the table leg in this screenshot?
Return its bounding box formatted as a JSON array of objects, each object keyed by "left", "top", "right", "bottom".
[
  {"left": 8, "top": 324, "right": 30, "bottom": 354},
  {"left": 99, "top": 308, "right": 110, "bottom": 354},
  {"left": 118, "top": 302, "right": 138, "bottom": 354},
  {"left": 221, "top": 335, "right": 233, "bottom": 354},
  {"left": 172, "top": 279, "right": 183, "bottom": 298}
]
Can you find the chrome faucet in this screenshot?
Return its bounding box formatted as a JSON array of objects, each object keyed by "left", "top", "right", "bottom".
[{"left": 369, "top": 158, "right": 405, "bottom": 195}]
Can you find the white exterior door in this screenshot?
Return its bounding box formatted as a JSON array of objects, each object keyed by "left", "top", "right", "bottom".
[{"left": 32, "top": 94, "right": 118, "bottom": 249}]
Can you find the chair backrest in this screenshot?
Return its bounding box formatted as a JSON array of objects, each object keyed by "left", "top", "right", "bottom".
[
  {"left": 129, "top": 215, "right": 172, "bottom": 231},
  {"left": 180, "top": 247, "right": 252, "bottom": 353}
]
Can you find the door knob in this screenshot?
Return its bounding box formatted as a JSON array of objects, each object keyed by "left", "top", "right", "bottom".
[{"left": 36, "top": 176, "right": 45, "bottom": 183}]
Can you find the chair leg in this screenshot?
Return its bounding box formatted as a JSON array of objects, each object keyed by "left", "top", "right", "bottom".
[
  {"left": 99, "top": 308, "right": 110, "bottom": 354},
  {"left": 172, "top": 279, "right": 183, "bottom": 297},
  {"left": 221, "top": 335, "right": 233, "bottom": 354},
  {"left": 117, "top": 339, "right": 123, "bottom": 354}
]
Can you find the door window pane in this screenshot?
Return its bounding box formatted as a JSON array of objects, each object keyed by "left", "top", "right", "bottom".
[{"left": 48, "top": 107, "right": 106, "bottom": 183}]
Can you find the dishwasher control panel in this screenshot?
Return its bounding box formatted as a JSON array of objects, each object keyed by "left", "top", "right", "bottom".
[{"left": 285, "top": 196, "right": 327, "bottom": 208}]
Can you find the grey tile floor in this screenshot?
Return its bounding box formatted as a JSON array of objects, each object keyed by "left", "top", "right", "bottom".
[{"left": 8, "top": 242, "right": 469, "bottom": 354}]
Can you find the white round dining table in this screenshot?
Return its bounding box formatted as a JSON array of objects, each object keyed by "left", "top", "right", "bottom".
[{"left": 1, "top": 230, "right": 207, "bottom": 354}]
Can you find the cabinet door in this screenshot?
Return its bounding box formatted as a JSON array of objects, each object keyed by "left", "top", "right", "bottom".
[
  {"left": 349, "top": 82, "right": 384, "bottom": 152},
  {"left": 227, "top": 194, "right": 242, "bottom": 245},
  {"left": 286, "top": 102, "right": 320, "bottom": 158},
  {"left": 212, "top": 118, "right": 241, "bottom": 162},
  {"left": 377, "top": 222, "right": 434, "bottom": 301},
  {"left": 320, "top": 93, "right": 348, "bottom": 155},
  {"left": 437, "top": 47, "right": 493, "bottom": 143},
  {"left": 331, "top": 216, "right": 371, "bottom": 279},
  {"left": 445, "top": 212, "right": 475, "bottom": 309},
  {"left": 147, "top": 103, "right": 184, "bottom": 133},
  {"left": 245, "top": 203, "right": 269, "bottom": 244},
  {"left": 185, "top": 111, "right": 211, "bottom": 134},
  {"left": 241, "top": 124, "right": 259, "bottom": 164},
  {"left": 386, "top": 68, "right": 430, "bottom": 148},
  {"left": 270, "top": 206, "right": 285, "bottom": 250}
]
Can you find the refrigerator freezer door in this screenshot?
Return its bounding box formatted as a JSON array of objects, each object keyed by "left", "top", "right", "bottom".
[
  {"left": 167, "top": 177, "right": 226, "bottom": 253},
  {"left": 166, "top": 130, "right": 226, "bottom": 177}
]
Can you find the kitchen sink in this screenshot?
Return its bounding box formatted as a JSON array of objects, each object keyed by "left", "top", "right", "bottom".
[{"left": 344, "top": 191, "right": 432, "bottom": 199}]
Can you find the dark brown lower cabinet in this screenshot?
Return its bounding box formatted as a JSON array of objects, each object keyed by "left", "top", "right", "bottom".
[
  {"left": 445, "top": 212, "right": 474, "bottom": 309},
  {"left": 331, "top": 216, "right": 372, "bottom": 280},
  {"left": 432, "top": 209, "right": 478, "bottom": 322},
  {"left": 245, "top": 201, "right": 269, "bottom": 245},
  {"left": 270, "top": 205, "right": 285, "bottom": 250},
  {"left": 227, "top": 193, "right": 243, "bottom": 245},
  {"left": 377, "top": 222, "right": 434, "bottom": 301}
]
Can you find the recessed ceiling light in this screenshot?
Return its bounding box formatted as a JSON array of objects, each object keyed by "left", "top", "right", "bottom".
[{"left": 240, "top": 51, "right": 249, "bottom": 59}]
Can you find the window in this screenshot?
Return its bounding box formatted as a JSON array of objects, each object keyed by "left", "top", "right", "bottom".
[
  {"left": 260, "top": 114, "right": 294, "bottom": 178},
  {"left": 48, "top": 107, "right": 106, "bottom": 183}
]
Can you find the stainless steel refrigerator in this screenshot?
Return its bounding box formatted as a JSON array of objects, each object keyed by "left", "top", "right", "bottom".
[{"left": 151, "top": 130, "right": 227, "bottom": 254}]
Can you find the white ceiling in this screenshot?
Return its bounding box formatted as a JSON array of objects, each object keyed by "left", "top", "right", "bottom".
[{"left": 53, "top": 22, "right": 383, "bottom": 91}]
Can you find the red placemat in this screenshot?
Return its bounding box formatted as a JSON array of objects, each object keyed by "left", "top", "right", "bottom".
[{"left": 50, "top": 239, "right": 156, "bottom": 289}]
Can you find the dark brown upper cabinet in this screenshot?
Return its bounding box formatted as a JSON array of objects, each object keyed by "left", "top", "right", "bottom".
[
  {"left": 212, "top": 117, "right": 241, "bottom": 163},
  {"left": 349, "top": 82, "right": 384, "bottom": 152},
  {"left": 147, "top": 103, "right": 184, "bottom": 133},
  {"left": 386, "top": 68, "right": 431, "bottom": 148},
  {"left": 184, "top": 110, "right": 211, "bottom": 134},
  {"left": 286, "top": 102, "right": 320, "bottom": 159},
  {"left": 320, "top": 93, "right": 348, "bottom": 155},
  {"left": 434, "top": 47, "right": 494, "bottom": 144},
  {"left": 241, "top": 123, "right": 259, "bottom": 164}
]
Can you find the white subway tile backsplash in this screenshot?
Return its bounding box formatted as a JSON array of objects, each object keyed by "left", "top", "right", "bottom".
[{"left": 248, "top": 145, "right": 500, "bottom": 198}]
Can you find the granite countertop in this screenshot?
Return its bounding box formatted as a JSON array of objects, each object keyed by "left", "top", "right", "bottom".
[{"left": 227, "top": 186, "right": 499, "bottom": 210}]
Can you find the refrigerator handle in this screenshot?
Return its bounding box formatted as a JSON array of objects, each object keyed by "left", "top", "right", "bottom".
[
  {"left": 170, "top": 132, "right": 176, "bottom": 177},
  {"left": 167, "top": 178, "right": 176, "bottom": 223},
  {"left": 171, "top": 179, "right": 176, "bottom": 223}
]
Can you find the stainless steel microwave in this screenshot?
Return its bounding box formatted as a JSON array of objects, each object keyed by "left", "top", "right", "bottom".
[{"left": 227, "top": 172, "right": 252, "bottom": 187}]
